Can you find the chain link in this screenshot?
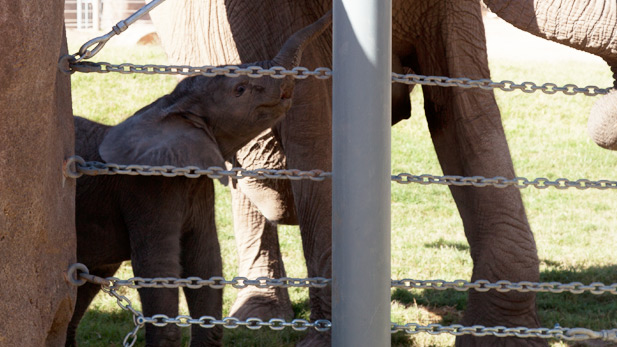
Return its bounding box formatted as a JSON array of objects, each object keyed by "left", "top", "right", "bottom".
[
  {"left": 65, "top": 61, "right": 610, "bottom": 97},
  {"left": 109, "top": 276, "right": 331, "bottom": 290},
  {"left": 122, "top": 324, "right": 141, "bottom": 347},
  {"left": 67, "top": 61, "right": 333, "bottom": 79},
  {"left": 65, "top": 0, "right": 168, "bottom": 63},
  {"left": 64, "top": 156, "right": 331, "bottom": 181},
  {"left": 136, "top": 315, "right": 332, "bottom": 332},
  {"left": 391, "top": 279, "right": 617, "bottom": 295},
  {"left": 392, "top": 173, "right": 617, "bottom": 190},
  {"left": 70, "top": 263, "right": 617, "bottom": 295},
  {"left": 391, "top": 323, "right": 617, "bottom": 342},
  {"left": 392, "top": 73, "right": 610, "bottom": 96},
  {"left": 68, "top": 264, "right": 617, "bottom": 343},
  {"left": 66, "top": 157, "right": 617, "bottom": 190}
]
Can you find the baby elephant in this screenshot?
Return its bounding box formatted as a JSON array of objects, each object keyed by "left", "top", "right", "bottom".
[{"left": 66, "top": 12, "right": 332, "bottom": 347}]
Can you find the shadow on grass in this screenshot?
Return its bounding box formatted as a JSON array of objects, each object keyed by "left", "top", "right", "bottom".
[
  {"left": 424, "top": 238, "right": 469, "bottom": 252},
  {"left": 391, "top": 265, "right": 617, "bottom": 345},
  {"left": 77, "top": 309, "right": 149, "bottom": 347}
]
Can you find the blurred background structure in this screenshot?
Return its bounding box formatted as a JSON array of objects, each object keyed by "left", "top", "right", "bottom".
[{"left": 64, "top": 0, "right": 151, "bottom": 30}]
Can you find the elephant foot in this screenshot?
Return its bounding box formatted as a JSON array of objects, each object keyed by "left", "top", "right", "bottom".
[
  {"left": 296, "top": 330, "right": 330, "bottom": 347},
  {"left": 457, "top": 291, "right": 548, "bottom": 347},
  {"left": 229, "top": 288, "right": 293, "bottom": 320}
]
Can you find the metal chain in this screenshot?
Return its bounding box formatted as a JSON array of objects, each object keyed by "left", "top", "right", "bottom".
[
  {"left": 390, "top": 323, "right": 617, "bottom": 342},
  {"left": 109, "top": 276, "right": 331, "bottom": 289},
  {"left": 66, "top": 62, "right": 333, "bottom": 79},
  {"left": 67, "top": 264, "right": 617, "bottom": 343},
  {"left": 69, "top": 263, "right": 617, "bottom": 295},
  {"left": 62, "top": 58, "right": 610, "bottom": 97},
  {"left": 63, "top": 156, "right": 331, "bottom": 181},
  {"left": 392, "top": 173, "right": 617, "bottom": 190},
  {"left": 68, "top": 0, "right": 168, "bottom": 63},
  {"left": 66, "top": 157, "right": 617, "bottom": 190},
  {"left": 391, "top": 279, "right": 617, "bottom": 295},
  {"left": 392, "top": 73, "right": 611, "bottom": 96},
  {"left": 67, "top": 263, "right": 331, "bottom": 290},
  {"left": 137, "top": 315, "right": 332, "bottom": 332}
]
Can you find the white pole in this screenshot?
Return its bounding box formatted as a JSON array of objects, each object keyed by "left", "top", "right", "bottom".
[
  {"left": 77, "top": 0, "right": 83, "bottom": 29},
  {"left": 332, "top": 0, "right": 392, "bottom": 346},
  {"left": 92, "top": 0, "right": 101, "bottom": 31}
]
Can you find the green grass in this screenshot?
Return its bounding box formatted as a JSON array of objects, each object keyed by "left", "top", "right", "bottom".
[{"left": 69, "top": 36, "right": 617, "bottom": 346}]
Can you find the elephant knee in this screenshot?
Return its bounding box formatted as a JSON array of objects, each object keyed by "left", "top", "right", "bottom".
[{"left": 236, "top": 179, "right": 297, "bottom": 224}]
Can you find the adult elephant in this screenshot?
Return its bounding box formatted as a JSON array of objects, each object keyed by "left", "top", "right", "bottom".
[
  {"left": 482, "top": 0, "right": 617, "bottom": 151},
  {"left": 150, "top": 0, "right": 615, "bottom": 345}
]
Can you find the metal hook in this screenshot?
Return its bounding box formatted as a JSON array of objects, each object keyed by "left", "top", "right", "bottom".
[{"left": 66, "top": 263, "right": 89, "bottom": 286}]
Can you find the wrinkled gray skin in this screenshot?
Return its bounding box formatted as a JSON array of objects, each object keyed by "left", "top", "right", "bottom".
[
  {"left": 482, "top": 0, "right": 617, "bottom": 150},
  {"left": 65, "top": 13, "right": 331, "bottom": 347},
  {"left": 151, "top": 1, "right": 617, "bottom": 346}
]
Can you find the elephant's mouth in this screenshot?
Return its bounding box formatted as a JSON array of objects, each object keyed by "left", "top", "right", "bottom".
[
  {"left": 253, "top": 100, "right": 291, "bottom": 123},
  {"left": 259, "top": 98, "right": 292, "bottom": 112}
]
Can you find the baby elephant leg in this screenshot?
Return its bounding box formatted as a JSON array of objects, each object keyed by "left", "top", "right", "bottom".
[
  {"left": 181, "top": 224, "right": 223, "bottom": 346},
  {"left": 130, "top": 226, "right": 183, "bottom": 346}
]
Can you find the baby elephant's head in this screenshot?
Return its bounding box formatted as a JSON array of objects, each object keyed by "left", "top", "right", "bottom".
[
  {"left": 98, "top": 11, "right": 331, "bottom": 178},
  {"left": 166, "top": 67, "right": 297, "bottom": 159}
]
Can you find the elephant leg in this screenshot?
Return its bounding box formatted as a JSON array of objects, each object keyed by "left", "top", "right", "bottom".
[
  {"left": 128, "top": 204, "right": 184, "bottom": 346},
  {"left": 65, "top": 263, "right": 121, "bottom": 347},
  {"left": 229, "top": 184, "right": 293, "bottom": 320},
  {"left": 412, "top": 1, "right": 545, "bottom": 346},
  {"left": 180, "top": 219, "right": 223, "bottom": 346},
  {"left": 132, "top": 255, "right": 181, "bottom": 347},
  {"left": 228, "top": 130, "right": 294, "bottom": 320},
  {"left": 275, "top": 75, "right": 333, "bottom": 347}
]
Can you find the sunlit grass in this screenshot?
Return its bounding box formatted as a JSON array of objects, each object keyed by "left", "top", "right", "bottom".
[{"left": 70, "top": 35, "right": 616, "bottom": 346}]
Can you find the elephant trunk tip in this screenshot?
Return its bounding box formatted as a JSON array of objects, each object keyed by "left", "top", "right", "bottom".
[
  {"left": 588, "top": 90, "right": 617, "bottom": 150},
  {"left": 271, "top": 10, "right": 332, "bottom": 69}
]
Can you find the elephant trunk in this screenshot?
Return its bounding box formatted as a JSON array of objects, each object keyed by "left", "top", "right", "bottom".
[
  {"left": 483, "top": 0, "right": 617, "bottom": 62},
  {"left": 588, "top": 89, "right": 617, "bottom": 150},
  {"left": 270, "top": 10, "right": 332, "bottom": 69}
]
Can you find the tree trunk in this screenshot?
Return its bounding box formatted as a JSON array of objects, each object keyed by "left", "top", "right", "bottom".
[{"left": 0, "top": 1, "right": 76, "bottom": 345}]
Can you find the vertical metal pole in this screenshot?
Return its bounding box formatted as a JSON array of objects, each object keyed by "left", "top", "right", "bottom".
[{"left": 332, "top": 1, "right": 391, "bottom": 346}]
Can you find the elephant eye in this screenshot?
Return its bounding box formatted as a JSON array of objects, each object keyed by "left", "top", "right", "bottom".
[{"left": 235, "top": 84, "right": 247, "bottom": 97}]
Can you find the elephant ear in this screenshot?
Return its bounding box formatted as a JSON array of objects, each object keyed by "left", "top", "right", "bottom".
[{"left": 99, "top": 100, "right": 228, "bottom": 183}]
